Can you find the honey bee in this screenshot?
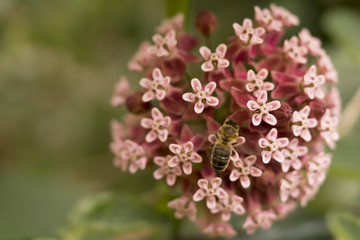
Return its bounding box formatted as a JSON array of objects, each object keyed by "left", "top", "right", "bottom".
[{"left": 210, "top": 120, "right": 242, "bottom": 172}]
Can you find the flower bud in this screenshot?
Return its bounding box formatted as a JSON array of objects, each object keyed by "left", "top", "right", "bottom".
[
  {"left": 195, "top": 10, "right": 217, "bottom": 37},
  {"left": 126, "top": 91, "right": 151, "bottom": 114}
]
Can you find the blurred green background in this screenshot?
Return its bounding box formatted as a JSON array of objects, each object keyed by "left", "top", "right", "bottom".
[{"left": 0, "top": 0, "right": 360, "bottom": 239}]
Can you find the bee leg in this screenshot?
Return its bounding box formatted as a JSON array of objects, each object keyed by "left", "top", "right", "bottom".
[
  {"left": 215, "top": 133, "right": 219, "bottom": 139},
  {"left": 209, "top": 144, "right": 214, "bottom": 148}
]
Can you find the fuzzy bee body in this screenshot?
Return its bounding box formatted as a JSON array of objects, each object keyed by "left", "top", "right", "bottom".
[{"left": 210, "top": 120, "right": 239, "bottom": 172}]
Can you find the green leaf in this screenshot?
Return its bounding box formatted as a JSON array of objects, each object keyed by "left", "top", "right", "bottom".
[
  {"left": 165, "top": 0, "right": 190, "bottom": 18},
  {"left": 61, "top": 192, "right": 171, "bottom": 240},
  {"left": 321, "top": 8, "right": 360, "bottom": 66},
  {"left": 326, "top": 210, "right": 360, "bottom": 240}
]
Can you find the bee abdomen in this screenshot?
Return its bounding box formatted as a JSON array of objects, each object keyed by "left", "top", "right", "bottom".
[{"left": 211, "top": 144, "right": 231, "bottom": 172}]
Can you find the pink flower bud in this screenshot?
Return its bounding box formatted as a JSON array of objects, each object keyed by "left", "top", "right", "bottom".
[{"left": 195, "top": 10, "right": 217, "bottom": 37}]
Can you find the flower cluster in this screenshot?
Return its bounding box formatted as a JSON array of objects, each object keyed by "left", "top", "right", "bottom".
[{"left": 110, "top": 5, "right": 340, "bottom": 238}]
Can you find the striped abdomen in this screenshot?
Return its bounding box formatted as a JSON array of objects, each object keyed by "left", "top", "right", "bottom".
[{"left": 211, "top": 143, "right": 231, "bottom": 172}]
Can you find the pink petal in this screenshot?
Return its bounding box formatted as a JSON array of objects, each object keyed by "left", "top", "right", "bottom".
[
  {"left": 160, "top": 116, "right": 171, "bottom": 127},
  {"left": 128, "top": 163, "right": 138, "bottom": 174},
  {"left": 237, "top": 136, "right": 246, "bottom": 145},
  {"left": 142, "top": 90, "right": 155, "bottom": 102},
  {"left": 168, "top": 156, "right": 180, "bottom": 167},
  {"left": 140, "top": 118, "right": 153, "bottom": 128},
  {"left": 140, "top": 78, "right": 152, "bottom": 88},
  {"left": 258, "top": 138, "right": 270, "bottom": 148},
  {"left": 193, "top": 189, "right": 206, "bottom": 201},
  {"left": 304, "top": 87, "right": 315, "bottom": 99},
  {"left": 247, "top": 100, "right": 260, "bottom": 111},
  {"left": 307, "top": 118, "right": 318, "bottom": 128},
  {"left": 145, "top": 130, "right": 157, "bottom": 142},
  {"left": 315, "top": 87, "right": 325, "bottom": 99},
  {"left": 208, "top": 134, "right": 217, "bottom": 143},
  {"left": 215, "top": 188, "right": 228, "bottom": 199},
  {"left": 206, "top": 196, "right": 217, "bottom": 209},
  {"left": 300, "top": 129, "right": 312, "bottom": 142},
  {"left": 277, "top": 138, "right": 289, "bottom": 147},
  {"left": 273, "top": 151, "right": 284, "bottom": 162},
  {"left": 153, "top": 168, "right": 164, "bottom": 179},
  {"left": 198, "top": 179, "right": 209, "bottom": 189},
  {"left": 216, "top": 44, "right": 227, "bottom": 58},
  {"left": 199, "top": 46, "right": 211, "bottom": 60},
  {"left": 252, "top": 113, "right": 263, "bottom": 126},
  {"left": 152, "top": 68, "right": 163, "bottom": 81},
  {"left": 230, "top": 151, "right": 239, "bottom": 161},
  {"left": 182, "top": 92, "right": 196, "bottom": 102},
  {"left": 299, "top": 105, "right": 311, "bottom": 118},
  {"left": 267, "top": 128, "right": 278, "bottom": 142},
  {"left": 263, "top": 113, "right": 277, "bottom": 125},
  {"left": 247, "top": 69, "right": 256, "bottom": 81},
  {"left": 190, "top": 152, "right": 202, "bottom": 163},
  {"left": 233, "top": 22, "right": 242, "bottom": 35},
  {"left": 257, "top": 69, "right": 268, "bottom": 79},
  {"left": 292, "top": 125, "right": 303, "bottom": 136},
  {"left": 250, "top": 167, "right": 262, "bottom": 177},
  {"left": 240, "top": 176, "right": 251, "bottom": 188},
  {"left": 263, "top": 82, "right": 275, "bottom": 91},
  {"left": 157, "top": 129, "right": 168, "bottom": 142},
  {"left": 194, "top": 101, "right": 205, "bottom": 114},
  {"left": 211, "top": 177, "right": 222, "bottom": 188},
  {"left": 156, "top": 89, "right": 166, "bottom": 100},
  {"left": 262, "top": 150, "right": 272, "bottom": 164},
  {"left": 151, "top": 108, "right": 164, "bottom": 120},
  {"left": 191, "top": 78, "right": 202, "bottom": 92},
  {"left": 184, "top": 141, "right": 194, "bottom": 152},
  {"left": 201, "top": 61, "right": 214, "bottom": 72},
  {"left": 169, "top": 144, "right": 182, "bottom": 154},
  {"left": 217, "top": 59, "right": 230, "bottom": 69},
  {"left": 281, "top": 160, "right": 291, "bottom": 172},
  {"left": 182, "top": 161, "right": 192, "bottom": 175},
  {"left": 206, "top": 96, "right": 219, "bottom": 106},
  {"left": 204, "top": 82, "right": 217, "bottom": 95},
  {"left": 257, "top": 91, "right": 268, "bottom": 104},
  {"left": 244, "top": 155, "right": 257, "bottom": 165},
  {"left": 267, "top": 101, "right": 281, "bottom": 111},
  {"left": 153, "top": 156, "right": 166, "bottom": 166},
  {"left": 246, "top": 83, "right": 255, "bottom": 92},
  {"left": 229, "top": 170, "right": 240, "bottom": 181},
  {"left": 243, "top": 18, "right": 253, "bottom": 28}
]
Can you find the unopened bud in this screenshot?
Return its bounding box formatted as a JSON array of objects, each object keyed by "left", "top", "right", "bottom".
[
  {"left": 195, "top": 10, "right": 217, "bottom": 37},
  {"left": 126, "top": 91, "right": 150, "bottom": 114}
]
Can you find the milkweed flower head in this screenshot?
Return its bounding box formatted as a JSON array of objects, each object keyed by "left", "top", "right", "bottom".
[{"left": 111, "top": 5, "right": 340, "bottom": 238}]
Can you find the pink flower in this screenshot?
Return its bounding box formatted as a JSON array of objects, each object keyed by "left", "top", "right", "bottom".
[
  {"left": 291, "top": 105, "right": 318, "bottom": 142},
  {"left": 229, "top": 155, "right": 262, "bottom": 188},
  {"left": 302, "top": 65, "right": 326, "bottom": 99},
  {"left": 299, "top": 28, "right": 322, "bottom": 56},
  {"left": 140, "top": 108, "right": 171, "bottom": 142},
  {"left": 140, "top": 68, "right": 171, "bottom": 102},
  {"left": 199, "top": 44, "right": 229, "bottom": 72},
  {"left": 168, "top": 141, "right": 202, "bottom": 175},
  {"left": 318, "top": 109, "right": 339, "bottom": 149},
  {"left": 246, "top": 69, "right": 274, "bottom": 97},
  {"left": 270, "top": 4, "right": 299, "bottom": 27},
  {"left": 182, "top": 78, "right": 219, "bottom": 114},
  {"left": 118, "top": 140, "right": 147, "bottom": 174},
  {"left": 203, "top": 222, "right": 237, "bottom": 238},
  {"left": 317, "top": 51, "right": 338, "bottom": 84},
  {"left": 157, "top": 13, "right": 184, "bottom": 34},
  {"left": 306, "top": 152, "right": 331, "bottom": 186},
  {"left": 254, "top": 6, "right": 283, "bottom": 31},
  {"left": 147, "top": 30, "right": 177, "bottom": 57},
  {"left": 283, "top": 36, "right": 308, "bottom": 64},
  {"left": 153, "top": 155, "right": 182, "bottom": 186},
  {"left": 111, "top": 76, "right": 130, "bottom": 107},
  {"left": 247, "top": 90, "right": 281, "bottom": 126},
  {"left": 168, "top": 196, "right": 197, "bottom": 221},
  {"left": 259, "top": 128, "right": 289, "bottom": 164},
  {"left": 128, "top": 41, "right": 152, "bottom": 72},
  {"left": 211, "top": 194, "right": 245, "bottom": 221},
  {"left": 233, "top": 18, "right": 265, "bottom": 45},
  {"left": 243, "top": 210, "right": 277, "bottom": 234},
  {"left": 279, "top": 171, "right": 303, "bottom": 202},
  {"left": 281, "top": 138, "right": 308, "bottom": 172},
  {"left": 275, "top": 201, "right": 297, "bottom": 219},
  {"left": 193, "top": 177, "right": 228, "bottom": 209}
]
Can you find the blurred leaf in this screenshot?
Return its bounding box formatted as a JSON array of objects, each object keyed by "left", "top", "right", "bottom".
[
  {"left": 61, "top": 192, "right": 171, "bottom": 240},
  {"left": 321, "top": 8, "right": 360, "bottom": 66},
  {"left": 166, "top": 0, "right": 189, "bottom": 18},
  {"left": 326, "top": 210, "right": 360, "bottom": 240}
]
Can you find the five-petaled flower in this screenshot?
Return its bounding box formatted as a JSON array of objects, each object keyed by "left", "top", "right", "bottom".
[
  {"left": 291, "top": 105, "right": 318, "bottom": 142},
  {"left": 299, "top": 28, "right": 322, "bottom": 56},
  {"left": 281, "top": 138, "right": 308, "bottom": 172},
  {"left": 254, "top": 6, "right": 283, "bottom": 31},
  {"left": 140, "top": 108, "right": 171, "bottom": 142},
  {"left": 302, "top": 65, "right": 326, "bottom": 99},
  {"left": 168, "top": 141, "right": 202, "bottom": 175},
  {"left": 117, "top": 140, "right": 147, "bottom": 174},
  {"left": 246, "top": 69, "right": 274, "bottom": 97},
  {"left": 318, "top": 109, "right": 339, "bottom": 149},
  {"left": 193, "top": 177, "right": 228, "bottom": 209},
  {"left": 229, "top": 155, "right": 262, "bottom": 188},
  {"left": 111, "top": 76, "right": 130, "bottom": 107},
  {"left": 183, "top": 78, "right": 219, "bottom": 114},
  {"left": 168, "top": 196, "right": 197, "bottom": 221},
  {"left": 279, "top": 171, "right": 303, "bottom": 202},
  {"left": 140, "top": 68, "right": 171, "bottom": 102},
  {"left": 199, "top": 44, "right": 229, "bottom": 72},
  {"left": 306, "top": 152, "right": 331, "bottom": 186},
  {"left": 242, "top": 210, "right": 277, "bottom": 234},
  {"left": 270, "top": 4, "right": 299, "bottom": 27},
  {"left": 153, "top": 155, "right": 182, "bottom": 186},
  {"left": 233, "top": 18, "right": 265, "bottom": 45},
  {"left": 147, "top": 30, "right": 177, "bottom": 57},
  {"left": 258, "top": 128, "right": 289, "bottom": 164},
  {"left": 283, "top": 36, "right": 308, "bottom": 64},
  {"left": 203, "top": 222, "right": 237, "bottom": 239},
  {"left": 247, "top": 91, "right": 281, "bottom": 126},
  {"left": 210, "top": 194, "right": 245, "bottom": 221}
]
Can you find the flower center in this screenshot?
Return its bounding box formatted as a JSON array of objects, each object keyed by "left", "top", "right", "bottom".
[
  {"left": 270, "top": 142, "right": 279, "bottom": 152},
  {"left": 260, "top": 104, "right": 270, "bottom": 114}
]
